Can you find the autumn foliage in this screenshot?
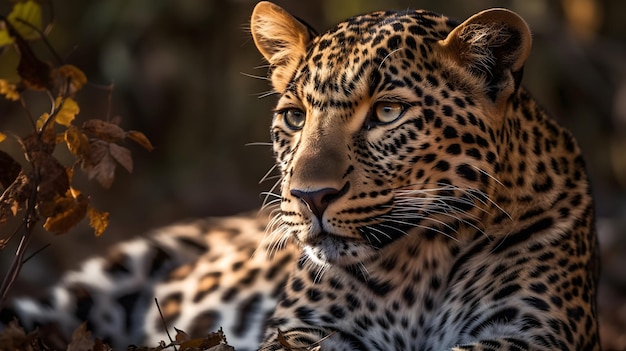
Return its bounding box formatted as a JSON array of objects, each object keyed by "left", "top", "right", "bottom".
[
  {"left": 0, "top": 320, "right": 235, "bottom": 351},
  {"left": 0, "top": 0, "right": 153, "bottom": 314},
  {"left": 0, "top": 3, "right": 242, "bottom": 349},
  {"left": 0, "top": 2, "right": 248, "bottom": 349}
]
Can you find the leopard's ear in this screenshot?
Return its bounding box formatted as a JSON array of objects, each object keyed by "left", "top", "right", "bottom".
[
  {"left": 440, "top": 8, "right": 532, "bottom": 102},
  {"left": 251, "top": 1, "right": 315, "bottom": 93}
]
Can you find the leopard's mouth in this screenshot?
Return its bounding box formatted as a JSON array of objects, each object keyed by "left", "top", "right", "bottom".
[
  {"left": 300, "top": 230, "right": 348, "bottom": 245},
  {"left": 300, "top": 230, "right": 379, "bottom": 266}
]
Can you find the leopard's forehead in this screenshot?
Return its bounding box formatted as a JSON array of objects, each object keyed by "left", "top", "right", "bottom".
[
  {"left": 316, "top": 9, "right": 457, "bottom": 48},
  {"left": 288, "top": 9, "right": 459, "bottom": 101}
]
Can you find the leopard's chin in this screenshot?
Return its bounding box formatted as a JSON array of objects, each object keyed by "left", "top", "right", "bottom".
[{"left": 301, "top": 232, "right": 379, "bottom": 267}]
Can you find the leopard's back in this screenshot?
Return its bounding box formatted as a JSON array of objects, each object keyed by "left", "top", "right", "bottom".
[{"left": 3, "top": 214, "right": 296, "bottom": 350}]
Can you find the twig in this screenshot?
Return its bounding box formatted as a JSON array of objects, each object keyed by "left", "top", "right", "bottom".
[
  {"left": 39, "top": 78, "right": 70, "bottom": 133},
  {"left": 22, "top": 243, "right": 51, "bottom": 265},
  {"left": 19, "top": 95, "right": 37, "bottom": 131},
  {"left": 0, "top": 219, "right": 25, "bottom": 250},
  {"left": 86, "top": 82, "right": 115, "bottom": 122},
  {"left": 154, "top": 297, "right": 178, "bottom": 351},
  {"left": 105, "top": 82, "right": 114, "bottom": 122},
  {"left": 43, "top": 0, "right": 55, "bottom": 36},
  {"left": 14, "top": 17, "right": 64, "bottom": 66},
  {"left": 0, "top": 168, "right": 39, "bottom": 309}
]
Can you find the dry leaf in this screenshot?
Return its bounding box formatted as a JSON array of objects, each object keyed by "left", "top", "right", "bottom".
[
  {"left": 178, "top": 328, "right": 230, "bottom": 351},
  {"left": 0, "top": 319, "right": 37, "bottom": 350},
  {"left": 82, "top": 119, "right": 126, "bottom": 142},
  {"left": 8, "top": 21, "right": 51, "bottom": 91},
  {"left": 64, "top": 125, "right": 90, "bottom": 158},
  {"left": 127, "top": 130, "right": 154, "bottom": 151},
  {"left": 277, "top": 329, "right": 292, "bottom": 348},
  {"left": 92, "top": 338, "right": 113, "bottom": 351},
  {"left": 0, "top": 151, "right": 22, "bottom": 189},
  {"left": 0, "top": 238, "right": 9, "bottom": 250},
  {"left": 22, "top": 125, "right": 55, "bottom": 158},
  {"left": 109, "top": 143, "right": 133, "bottom": 173},
  {"left": 0, "top": 172, "right": 31, "bottom": 225},
  {"left": 54, "top": 65, "right": 87, "bottom": 93},
  {"left": 42, "top": 191, "right": 89, "bottom": 235},
  {"left": 174, "top": 328, "right": 191, "bottom": 344},
  {"left": 206, "top": 345, "right": 235, "bottom": 351},
  {"left": 81, "top": 139, "right": 136, "bottom": 188},
  {"left": 33, "top": 153, "right": 70, "bottom": 202},
  {"left": 67, "top": 323, "right": 94, "bottom": 351},
  {"left": 179, "top": 339, "right": 207, "bottom": 350},
  {"left": 81, "top": 140, "right": 116, "bottom": 189},
  {"left": 41, "top": 118, "right": 57, "bottom": 147},
  {"left": 87, "top": 205, "right": 109, "bottom": 237}
]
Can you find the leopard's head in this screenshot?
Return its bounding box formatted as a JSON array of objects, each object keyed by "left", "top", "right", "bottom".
[{"left": 251, "top": 2, "right": 531, "bottom": 267}]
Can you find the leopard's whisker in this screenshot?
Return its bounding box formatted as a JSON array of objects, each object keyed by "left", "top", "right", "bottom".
[
  {"left": 363, "top": 225, "right": 391, "bottom": 243},
  {"left": 245, "top": 141, "right": 273, "bottom": 147},
  {"left": 383, "top": 212, "right": 458, "bottom": 234},
  {"left": 257, "top": 90, "right": 279, "bottom": 99},
  {"left": 260, "top": 198, "right": 281, "bottom": 211},
  {"left": 240, "top": 71, "right": 271, "bottom": 81},
  {"left": 380, "top": 217, "right": 460, "bottom": 242},
  {"left": 261, "top": 177, "right": 282, "bottom": 209}
]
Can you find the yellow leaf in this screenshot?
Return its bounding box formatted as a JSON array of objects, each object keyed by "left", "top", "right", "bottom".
[
  {"left": 87, "top": 205, "right": 109, "bottom": 237},
  {"left": 0, "top": 29, "right": 14, "bottom": 47},
  {"left": 7, "top": 0, "right": 43, "bottom": 41},
  {"left": 54, "top": 65, "right": 87, "bottom": 93},
  {"left": 55, "top": 97, "right": 80, "bottom": 126},
  {"left": 127, "top": 130, "right": 154, "bottom": 151},
  {"left": 35, "top": 112, "right": 49, "bottom": 130},
  {"left": 0, "top": 79, "right": 20, "bottom": 101},
  {"left": 0, "top": 132, "right": 6, "bottom": 143}
]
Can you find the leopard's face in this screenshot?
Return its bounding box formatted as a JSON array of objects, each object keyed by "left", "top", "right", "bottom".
[{"left": 254, "top": 5, "right": 531, "bottom": 266}]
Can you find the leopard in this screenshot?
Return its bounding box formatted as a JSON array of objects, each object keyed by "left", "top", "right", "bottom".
[{"left": 1, "top": 2, "right": 600, "bottom": 350}]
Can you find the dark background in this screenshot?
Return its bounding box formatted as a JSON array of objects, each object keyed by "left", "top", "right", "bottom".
[{"left": 1, "top": 0, "right": 625, "bottom": 348}]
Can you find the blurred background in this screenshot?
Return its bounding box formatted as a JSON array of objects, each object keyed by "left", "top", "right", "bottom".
[{"left": 0, "top": 0, "right": 625, "bottom": 348}]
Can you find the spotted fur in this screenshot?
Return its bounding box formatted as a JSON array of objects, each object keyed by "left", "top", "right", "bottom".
[{"left": 3, "top": 3, "right": 599, "bottom": 351}]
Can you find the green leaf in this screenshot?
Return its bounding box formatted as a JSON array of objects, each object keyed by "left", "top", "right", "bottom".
[
  {"left": 7, "top": 0, "right": 43, "bottom": 41},
  {"left": 0, "top": 29, "right": 14, "bottom": 47}
]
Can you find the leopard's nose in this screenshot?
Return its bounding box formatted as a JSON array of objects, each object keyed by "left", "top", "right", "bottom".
[{"left": 291, "top": 184, "right": 348, "bottom": 219}]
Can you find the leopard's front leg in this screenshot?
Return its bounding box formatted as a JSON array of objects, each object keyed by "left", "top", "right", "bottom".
[
  {"left": 259, "top": 327, "right": 364, "bottom": 351},
  {"left": 451, "top": 339, "right": 543, "bottom": 351}
]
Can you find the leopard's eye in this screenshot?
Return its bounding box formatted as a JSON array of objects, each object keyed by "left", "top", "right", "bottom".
[
  {"left": 373, "top": 102, "right": 405, "bottom": 124},
  {"left": 277, "top": 108, "right": 306, "bottom": 130}
]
